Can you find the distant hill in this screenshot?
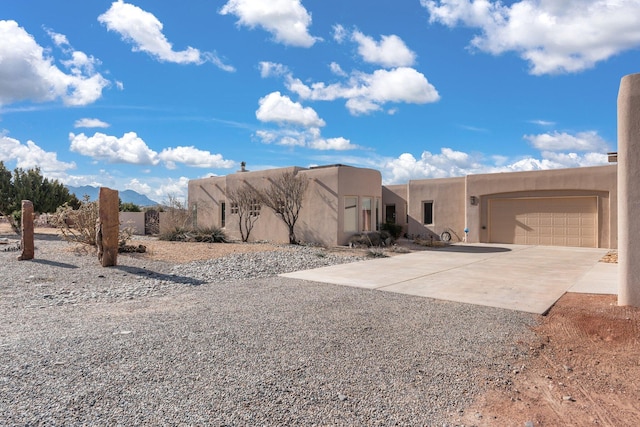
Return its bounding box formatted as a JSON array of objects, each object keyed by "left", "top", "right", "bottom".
[{"left": 66, "top": 185, "right": 159, "bottom": 207}]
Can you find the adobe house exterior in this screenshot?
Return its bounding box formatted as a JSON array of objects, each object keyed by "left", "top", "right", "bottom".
[
  {"left": 188, "top": 165, "right": 382, "bottom": 246},
  {"left": 188, "top": 163, "right": 618, "bottom": 249}
]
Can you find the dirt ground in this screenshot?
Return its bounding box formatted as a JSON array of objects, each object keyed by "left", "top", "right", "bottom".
[{"left": 2, "top": 224, "right": 638, "bottom": 426}]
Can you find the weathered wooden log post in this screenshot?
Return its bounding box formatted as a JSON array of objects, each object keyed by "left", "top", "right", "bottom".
[
  {"left": 618, "top": 73, "right": 640, "bottom": 307},
  {"left": 18, "top": 200, "right": 34, "bottom": 261},
  {"left": 97, "top": 187, "right": 119, "bottom": 267}
]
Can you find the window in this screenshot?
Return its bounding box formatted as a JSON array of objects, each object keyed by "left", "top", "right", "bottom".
[
  {"left": 230, "top": 202, "right": 239, "bottom": 215},
  {"left": 249, "top": 199, "right": 261, "bottom": 217},
  {"left": 375, "top": 198, "right": 380, "bottom": 231},
  {"left": 423, "top": 201, "right": 434, "bottom": 225},
  {"left": 344, "top": 197, "right": 357, "bottom": 232},
  {"left": 221, "top": 202, "right": 226, "bottom": 227},
  {"left": 361, "top": 197, "right": 372, "bottom": 232}
]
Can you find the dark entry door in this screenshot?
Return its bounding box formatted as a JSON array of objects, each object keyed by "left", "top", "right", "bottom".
[{"left": 385, "top": 205, "right": 396, "bottom": 223}]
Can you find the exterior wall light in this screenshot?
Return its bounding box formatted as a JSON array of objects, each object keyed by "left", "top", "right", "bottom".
[{"left": 469, "top": 196, "right": 478, "bottom": 205}]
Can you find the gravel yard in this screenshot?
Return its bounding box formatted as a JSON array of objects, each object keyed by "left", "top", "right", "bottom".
[{"left": 0, "top": 232, "right": 537, "bottom": 426}]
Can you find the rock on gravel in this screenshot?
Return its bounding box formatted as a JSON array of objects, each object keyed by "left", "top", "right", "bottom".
[{"left": 0, "top": 238, "right": 538, "bottom": 426}]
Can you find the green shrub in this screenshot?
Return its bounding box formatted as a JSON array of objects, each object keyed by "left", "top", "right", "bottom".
[
  {"left": 381, "top": 222, "right": 403, "bottom": 239},
  {"left": 159, "top": 226, "right": 227, "bottom": 243}
]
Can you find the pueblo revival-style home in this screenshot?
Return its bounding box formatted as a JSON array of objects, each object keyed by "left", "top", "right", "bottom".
[{"left": 188, "top": 163, "right": 617, "bottom": 249}]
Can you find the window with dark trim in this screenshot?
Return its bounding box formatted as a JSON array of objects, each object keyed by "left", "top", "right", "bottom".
[
  {"left": 249, "top": 199, "right": 261, "bottom": 217},
  {"left": 423, "top": 201, "right": 434, "bottom": 225}
]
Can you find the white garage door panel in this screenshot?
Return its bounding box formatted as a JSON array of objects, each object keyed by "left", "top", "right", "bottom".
[{"left": 489, "top": 197, "right": 597, "bottom": 248}]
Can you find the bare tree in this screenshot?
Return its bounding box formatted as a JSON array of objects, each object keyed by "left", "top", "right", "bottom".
[
  {"left": 260, "top": 171, "right": 309, "bottom": 244},
  {"left": 227, "top": 183, "right": 261, "bottom": 242}
]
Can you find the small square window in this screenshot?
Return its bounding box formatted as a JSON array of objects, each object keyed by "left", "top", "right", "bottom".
[{"left": 250, "top": 199, "right": 261, "bottom": 217}]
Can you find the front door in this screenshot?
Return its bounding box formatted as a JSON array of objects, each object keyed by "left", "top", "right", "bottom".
[{"left": 385, "top": 205, "right": 396, "bottom": 223}]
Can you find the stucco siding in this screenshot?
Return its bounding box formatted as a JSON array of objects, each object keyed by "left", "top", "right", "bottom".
[
  {"left": 407, "top": 177, "right": 466, "bottom": 241},
  {"left": 189, "top": 164, "right": 618, "bottom": 249},
  {"left": 466, "top": 165, "right": 617, "bottom": 248}
]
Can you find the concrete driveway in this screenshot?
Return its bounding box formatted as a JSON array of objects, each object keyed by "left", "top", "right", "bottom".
[{"left": 281, "top": 244, "right": 618, "bottom": 314}]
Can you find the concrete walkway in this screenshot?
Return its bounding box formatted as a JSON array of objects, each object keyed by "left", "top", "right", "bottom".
[{"left": 281, "top": 244, "right": 618, "bottom": 314}]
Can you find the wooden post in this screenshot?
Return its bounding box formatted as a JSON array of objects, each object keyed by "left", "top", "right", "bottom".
[
  {"left": 97, "top": 187, "right": 119, "bottom": 267},
  {"left": 18, "top": 200, "right": 34, "bottom": 261},
  {"left": 618, "top": 73, "right": 640, "bottom": 306}
]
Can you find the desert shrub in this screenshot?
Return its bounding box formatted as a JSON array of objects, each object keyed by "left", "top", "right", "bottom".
[
  {"left": 159, "top": 226, "right": 227, "bottom": 243},
  {"left": 348, "top": 231, "right": 393, "bottom": 248},
  {"left": 160, "top": 194, "right": 193, "bottom": 232},
  {"left": 51, "top": 196, "right": 133, "bottom": 247},
  {"left": 381, "top": 222, "right": 403, "bottom": 239},
  {"left": 414, "top": 237, "right": 447, "bottom": 247},
  {"left": 51, "top": 197, "right": 99, "bottom": 246},
  {"left": 367, "top": 247, "right": 389, "bottom": 258}
]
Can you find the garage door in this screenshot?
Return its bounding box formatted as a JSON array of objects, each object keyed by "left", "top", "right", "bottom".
[{"left": 489, "top": 197, "right": 597, "bottom": 248}]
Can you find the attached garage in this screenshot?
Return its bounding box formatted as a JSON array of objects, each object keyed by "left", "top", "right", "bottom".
[{"left": 488, "top": 197, "right": 598, "bottom": 248}]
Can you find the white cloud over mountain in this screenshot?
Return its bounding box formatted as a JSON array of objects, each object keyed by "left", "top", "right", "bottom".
[
  {"left": 159, "top": 146, "right": 235, "bottom": 169},
  {"left": 423, "top": 0, "right": 640, "bottom": 74},
  {"left": 69, "top": 132, "right": 234, "bottom": 169},
  {"left": 0, "top": 135, "right": 76, "bottom": 176}
]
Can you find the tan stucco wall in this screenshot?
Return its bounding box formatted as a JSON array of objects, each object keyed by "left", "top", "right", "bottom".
[
  {"left": 119, "top": 212, "right": 145, "bottom": 235},
  {"left": 188, "top": 165, "right": 381, "bottom": 246},
  {"left": 465, "top": 165, "right": 617, "bottom": 248},
  {"left": 406, "top": 177, "right": 466, "bottom": 241},
  {"left": 189, "top": 164, "right": 617, "bottom": 248},
  {"left": 188, "top": 175, "right": 227, "bottom": 230}
]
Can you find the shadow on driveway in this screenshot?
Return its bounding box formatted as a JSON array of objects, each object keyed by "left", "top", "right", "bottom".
[
  {"left": 30, "top": 259, "right": 79, "bottom": 269},
  {"left": 438, "top": 245, "right": 512, "bottom": 254}
]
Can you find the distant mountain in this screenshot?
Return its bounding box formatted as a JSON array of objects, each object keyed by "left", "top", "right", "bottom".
[{"left": 66, "top": 185, "right": 159, "bottom": 207}]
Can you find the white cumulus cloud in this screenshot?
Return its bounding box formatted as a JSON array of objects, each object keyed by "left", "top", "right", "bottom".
[
  {"left": 0, "top": 20, "right": 109, "bottom": 107},
  {"left": 125, "top": 178, "right": 152, "bottom": 195},
  {"left": 255, "top": 128, "right": 359, "bottom": 151},
  {"left": 69, "top": 131, "right": 237, "bottom": 170},
  {"left": 287, "top": 67, "right": 440, "bottom": 115},
  {"left": 220, "top": 0, "right": 319, "bottom": 47},
  {"left": 377, "top": 142, "right": 610, "bottom": 184},
  {"left": 69, "top": 132, "right": 159, "bottom": 165},
  {"left": 99, "top": 1, "right": 234, "bottom": 71},
  {"left": 158, "top": 146, "right": 235, "bottom": 169},
  {"left": 0, "top": 135, "right": 76, "bottom": 174},
  {"left": 259, "top": 61, "right": 290, "bottom": 78},
  {"left": 524, "top": 131, "right": 609, "bottom": 152},
  {"left": 423, "top": 0, "right": 640, "bottom": 74},
  {"left": 256, "top": 92, "right": 326, "bottom": 127},
  {"left": 74, "top": 118, "right": 110, "bottom": 129},
  {"left": 352, "top": 31, "right": 417, "bottom": 68}
]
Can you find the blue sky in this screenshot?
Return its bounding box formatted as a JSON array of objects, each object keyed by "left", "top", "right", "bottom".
[{"left": 1, "top": 0, "right": 638, "bottom": 203}]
